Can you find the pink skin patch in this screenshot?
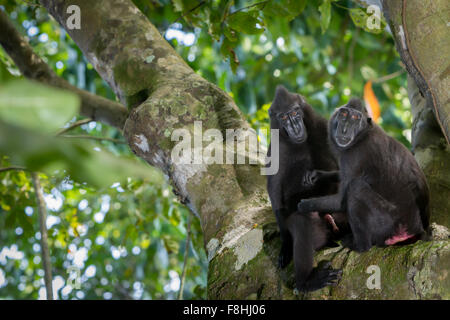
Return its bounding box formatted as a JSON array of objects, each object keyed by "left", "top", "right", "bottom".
[
  {"left": 324, "top": 214, "right": 339, "bottom": 233},
  {"left": 385, "top": 225, "right": 415, "bottom": 245}
]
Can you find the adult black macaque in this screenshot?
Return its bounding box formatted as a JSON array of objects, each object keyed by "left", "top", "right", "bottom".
[
  {"left": 267, "top": 85, "right": 347, "bottom": 293},
  {"left": 297, "top": 98, "right": 430, "bottom": 253}
]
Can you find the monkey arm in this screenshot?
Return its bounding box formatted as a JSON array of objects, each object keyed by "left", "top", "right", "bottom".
[{"left": 297, "top": 193, "right": 343, "bottom": 214}]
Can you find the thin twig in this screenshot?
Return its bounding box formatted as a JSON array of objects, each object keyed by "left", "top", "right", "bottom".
[
  {"left": 178, "top": 214, "right": 191, "bottom": 300},
  {"left": 56, "top": 118, "right": 93, "bottom": 136},
  {"left": 165, "top": 1, "right": 206, "bottom": 37},
  {"left": 372, "top": 69, "right": 405, "bottom": 83},
  {"left": 31, "top": 172, "right": 54, "bottom": 300},
  {"left": 0, "top": 166, "right": 27, "bottom": 173},
  {"left": 58, "top": 135, "right": 127, "bottom": 144},
  {"left": 332, "top": 2, "right": 351, "bottom": 10}
]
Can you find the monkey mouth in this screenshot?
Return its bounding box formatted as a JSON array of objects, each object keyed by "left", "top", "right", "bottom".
[
  {"left": 288, "top": 132, "right": 307, "bottom": 144},
  {"left": 335, "top": 135, "right": 352, "bottom": 147},
  {"left": 284, "top": 128, "right": 307, "bottom": 144}
]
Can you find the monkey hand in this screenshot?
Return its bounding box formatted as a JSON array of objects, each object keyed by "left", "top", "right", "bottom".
[{"left": 302, "top": 170, "right": 318, "bottom": 187}]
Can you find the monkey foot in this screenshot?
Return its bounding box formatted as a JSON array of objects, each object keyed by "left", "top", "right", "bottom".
[
  {"left": 278, "top": 246, "right": 293, "bottom": 269},
  {"left": 295, "top": 262, "right": 342, "bottom": 293}
]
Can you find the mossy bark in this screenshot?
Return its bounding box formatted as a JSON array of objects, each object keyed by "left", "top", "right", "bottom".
[
  {"left": 382, "top": 0, "right": 450, "bottom": 143},
  {"left": 38, "top": 0, "right": 450, "bottom": 299},
  {"left": 382, "top": 0, "right": 450, "bottom": 228},
  {"left": 408, "top": 75, "right": 450, "bottom": 228}
]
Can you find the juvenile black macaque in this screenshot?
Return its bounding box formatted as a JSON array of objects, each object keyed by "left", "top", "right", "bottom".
[
  {"left": 297, "top": 98, "right": 430, "bottom": 252},
  {"left": 267, "top": 85, "right": 348, "bottom": 292}
]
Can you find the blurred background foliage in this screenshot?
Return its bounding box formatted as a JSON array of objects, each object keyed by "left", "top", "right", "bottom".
[{"left": 0, "top": 0, "right": 412, "bottom": 299}]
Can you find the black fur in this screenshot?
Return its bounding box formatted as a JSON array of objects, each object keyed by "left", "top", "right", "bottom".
[
  {"left": 266, "top": 85, "right": 347, "bottom": 292},
  {"left": 297, "top": 98, "right": 430, "bottom": 252}
]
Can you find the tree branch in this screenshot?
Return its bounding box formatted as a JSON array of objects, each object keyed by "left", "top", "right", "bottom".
[
  {"left": 0, "top": 166, "right": 27, "bottom": 173},
  {"left": 56, "top": 118, "right": 93, "bottom": 135},
  {"left": 58, "top": 134, "right": 127, "bottom": 144},
  {"left": 31, "top": 172, "right": 54, "bottom": 300},
  {"left": 0, "top": 9, "right": 128, "bottom": 130}
]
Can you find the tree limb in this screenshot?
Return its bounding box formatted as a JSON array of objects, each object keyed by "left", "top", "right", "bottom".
[
  {"left": 0, "top": 9, "right": 128, "bottom": 130},
  {"left": 0, "top": 166, "right": 27, "bottom": 173}
]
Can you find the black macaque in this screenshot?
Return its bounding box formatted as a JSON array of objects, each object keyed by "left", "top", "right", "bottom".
[
  {"left": 297, "top": 98, "right": 430, "bottom": 253},
  {"left": 266, "top": 85, "right": 348, "bottom": 293}
]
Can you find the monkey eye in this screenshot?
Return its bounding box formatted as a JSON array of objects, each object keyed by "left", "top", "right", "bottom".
[
  {"left": 290, "top": 111, "right": 297, "bottom": 116},
  {"left": 341, "top": 111, "right": 348, "bottom": 117},
  {"left": 281, "top": 115, "right": 288, "bottom": 120},
  {"left": 351, "top": 114, "right": 360, "bottom": 120}
]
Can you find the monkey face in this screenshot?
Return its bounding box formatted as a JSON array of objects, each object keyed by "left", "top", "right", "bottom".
[
  {"left": 269, "top": 85, "right": 310, "bottom": 144},
  {"left": 276, "top": 105, "right": 307, "bottom": 144},
  {"left": 330, "top": 100, "right": 371, "bottom": 148}
]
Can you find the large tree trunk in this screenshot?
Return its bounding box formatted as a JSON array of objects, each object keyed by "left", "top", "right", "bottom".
[
  {"left": 381, "top": 0, "right": 450, "bottom": 229},
  {"left": 6, "top": 0, "right": 448, "bottom": 299}
]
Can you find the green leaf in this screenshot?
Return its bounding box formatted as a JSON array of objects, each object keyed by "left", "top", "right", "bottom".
[
  {"left": 223, "top": 26, "right": 238, "bottom": 42},
  {"left": 262, "top": 2, "right": 290, "bottom": 18},
  {"left": 0, "top": 79, "right": 79, "bottom": 133},
  {"left": 172, "top": 0, "right": 184, "bottom": 12},
  {"left": 0, "top": 121, "right": 164, "bottom": 188},
  {"left": 228, "top": 11, "right": 264, "bottom": 35},
  {"left": 319, "top": 0, "right": 332, "bottom": 34},
  {"left": 220, "top": 38, "right": 239, "bottom": 73},
  {"left": 284, "top": 0, "right": 307, "bottom": 20},
  {"left": 349, "top": 8, "right": 386, "bottom": 34}
]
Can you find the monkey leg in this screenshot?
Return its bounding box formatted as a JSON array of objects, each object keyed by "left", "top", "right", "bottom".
[
  {"left": 275, "top": 208, "right": 293, "bottom": 268},
  {"left": 289, "top": 213, "right": 342, "bottom": 293},
  {"left": 345, "top": 179, "right": 396, "bottom": 252}
]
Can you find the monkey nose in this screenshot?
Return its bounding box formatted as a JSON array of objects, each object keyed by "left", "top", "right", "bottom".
[{"left": 342, "top": 124, "right": 348, "bottom": 134}]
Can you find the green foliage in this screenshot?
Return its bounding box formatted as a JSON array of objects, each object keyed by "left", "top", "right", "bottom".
[
  {"left": 0, "top": 80, "right": 79, "bottom": 133},
  {"left": 228, "top": 11, "right": 264, "bottom": 35},
  {"left": 0, "top": 80, "right": 163, "bottom": 188},
  {"left": 319, "top": 0, "right": 333, "bottom": 34}
]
